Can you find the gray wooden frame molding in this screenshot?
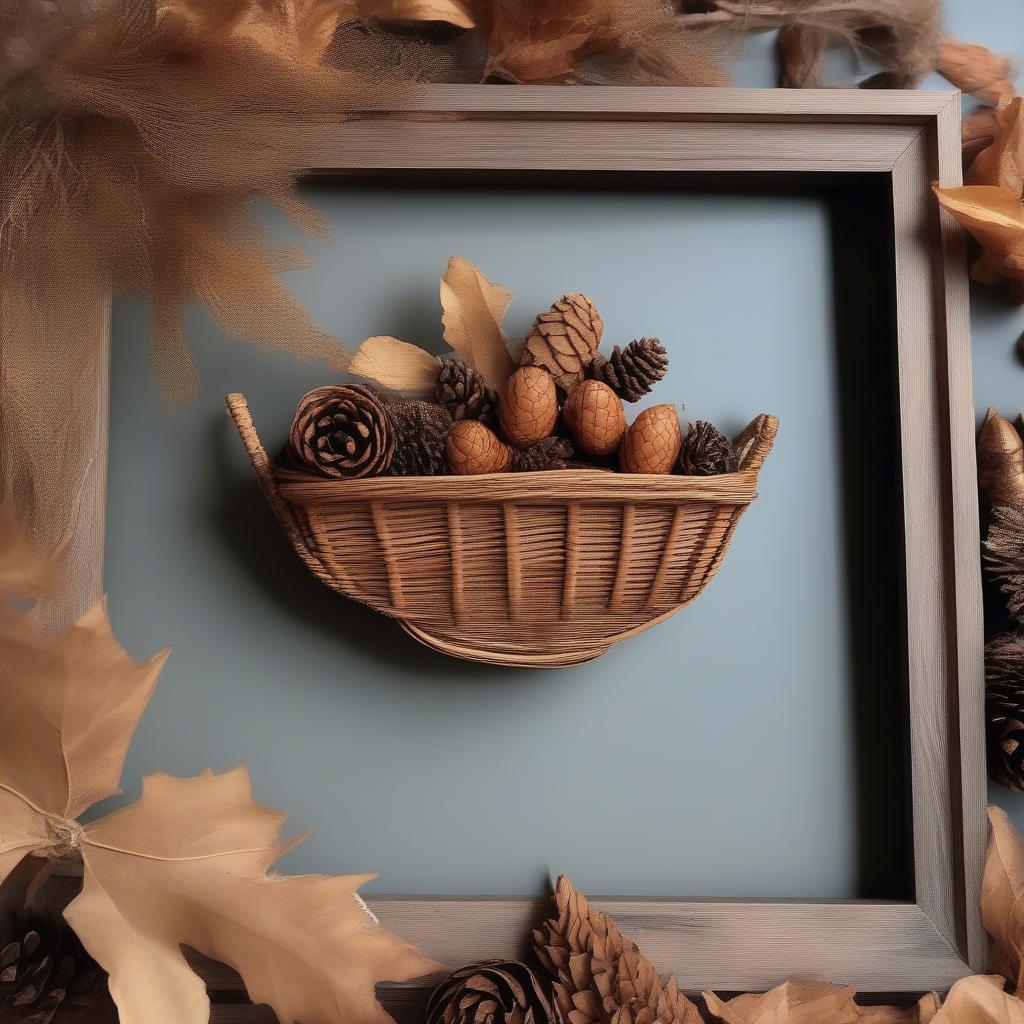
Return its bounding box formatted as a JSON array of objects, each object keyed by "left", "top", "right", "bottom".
[{"left": 108, "top": 87, "right": 987, "bottom": 1012}]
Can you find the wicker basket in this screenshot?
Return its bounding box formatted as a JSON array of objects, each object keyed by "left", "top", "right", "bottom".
[{"left": 227, "top": 394, "right": 777, "bottom": 668}]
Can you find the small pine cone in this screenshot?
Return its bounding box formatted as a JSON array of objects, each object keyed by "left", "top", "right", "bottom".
[
  {"left": 678, "top": 421, "right": 736, "bottom": 476},
  {"left": 386, "top": 400, "right": 454, "bottom": 477},
  {"left": 534, "top": 876, "right": 702, "bottom": 1024},
  {"left": 435, "top": 358, "right": 497, "bottom": 423},
  {"left": 987, "top": 632, "right": 1024, "bottom": 791},
  {"left": 287, "top": 385, "right": 394, "bottom": 478},
  {"left": 427, "top": 960, "right": 557, "bottom": 1024},
  {"left": 0, "top": 919, "right": 106, "bottom": 1024},
  {"left": 521, "top": 294, "right": 604, "bottom": 392},
  {"left": 589, "top": 339, "right": 668, "bottom": 403},
  {"left": 511, "top": 437, "right": 574, "bottom": 472}
]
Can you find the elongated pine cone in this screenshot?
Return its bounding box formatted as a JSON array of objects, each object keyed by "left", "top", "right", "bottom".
[
  {"left": 589, "top": 339, "right": 668, "bottom": 403},
  {"left": 521, "top": 295, "right": 604, "bottom": 392},
  {"left": 0, "top": 918, "right": 106, "bottom": 1024},
  {"left": 534, "top": 876, "right": 701, "bottom": 1024},
  {"left": 386, "top": 400, "right": 454, "bottom": 477},
  {"left": 427, "top": 960, "right": 557, "bottom": 1024},
  {"left": 436, "top": 358, "right": 498, "bottom": 423},
  {"left": 511, "top": 437, "right": 574, "bottom": 472},
  {"left": 287, "top": 385, "right": 394, "bottom": 478},
  {"left": 986, "top": 632, "right": 1024, "bottom": 791},
  {"left": 678, "top": 421, "right": 736, "bottom": 476}
]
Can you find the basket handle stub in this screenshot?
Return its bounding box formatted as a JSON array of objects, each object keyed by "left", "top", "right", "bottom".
[
  {"left": 225, "top": 393, "right": 321, "bottom": 570},
  {"left": 734, "top": 413, "right": 779, "bottom": 474}
]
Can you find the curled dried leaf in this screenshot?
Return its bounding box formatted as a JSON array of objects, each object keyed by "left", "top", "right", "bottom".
[
  {"left": 350, "top": 336, "right": 441, "bottom": 394},
  {"left": 440, "top": 258, "right": 516, "bottom": 389},
  {"left": 938, "top": 38, "right": 1016, "bottom": 107}
]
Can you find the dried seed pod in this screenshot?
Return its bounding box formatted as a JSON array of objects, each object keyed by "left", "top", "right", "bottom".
[
  {"left": 978, "top": 408, "right": 1024, "bottom": 509},
  {"left": 447, "top": 420, "right": 513, "bottom": 476},
  {"left": 520, "top": 294, "right": 603, "bottom": 392},
  {"left": 497, "top": 366, "right": 558, "bottom": 449},
  {"left": 679, "top": 421, "right": 736, "bottom": 476},
  {"left": 619, "top": 405, "right": 682, "bottom": 474},
  {"left": 562, "top": 380, "right": 627, "bottom": 458},
  {"left": 511, "top": 437, "right": 574, "bottom": 472}
]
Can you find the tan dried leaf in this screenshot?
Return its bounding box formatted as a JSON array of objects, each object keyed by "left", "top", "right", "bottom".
[
  {"left": 68, "top": 769, "right": 441, "bottom": 1024},
  {"left": 929, "top": 976, "right": 1024, "bottom": 1024},
  {"left": 440, "top": 258, "right": 516, "bottom": 390},
  {"left": 965, "top": 108, "right": 1000, "bottom": 171},
  {"left": 704, "top": 982, "right": 939, "bottom": 1024},
  {"left": 971, "top": 97, "right": 1024, "bottom": 199},
  {"left": 359, "top": 0, "right": 477, "bottom": 28},
  {"left": 983, "top": 806, "right": 1024, "bottom": 991},
  {"left": 777, "top": 24, "right": 826, "bottom": 87},
  {"left": 164, "top": 0, "right": 356, "bottom": 62},
  {"left": 0, "top": 525, "right": 439, "bottom": 1024},
  {"left": 350, "top": 336, "right": 441, "bottom": 394},
  {"left": 933, "top": 184, "right": 1024, "bottom": 302},
  {"left": 937, "top": 39, "right": 1016, "bottom": 108}
]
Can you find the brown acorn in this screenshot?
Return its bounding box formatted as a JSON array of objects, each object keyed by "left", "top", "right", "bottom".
[
  {"left": 619, "top": 405, "right": 682, "bottom": 474},
  {"left": 498, "top": 366, "right": 558, "bottom": 448},
  {"left": 447, "top": 420, "right": 513, "bottom": 475},
  {"left": 562, "top": 380, "right": 627, "bottom": 458}
]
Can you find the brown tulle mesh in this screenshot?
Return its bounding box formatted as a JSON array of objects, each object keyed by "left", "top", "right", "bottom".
[{"left": 0, "top": 0, "right": 409, "bottom": 625}]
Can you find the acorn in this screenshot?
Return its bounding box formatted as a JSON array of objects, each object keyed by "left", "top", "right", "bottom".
[
  {"left": 497, "top": 367, "right": 558, "bottom": 448},
  {"left": 562, "top": 380, "right": 627, "bottom": 458},
  {"left": 447, "top": 420, "right": 513, "bottom": 475},
  {"left": 619, "top": 405, "right": 682, "bottom": 474}
]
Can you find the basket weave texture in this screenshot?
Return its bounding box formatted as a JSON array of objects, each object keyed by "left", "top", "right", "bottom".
[{"left": 227, "top": 394, "right": 777, "bottom": 668}]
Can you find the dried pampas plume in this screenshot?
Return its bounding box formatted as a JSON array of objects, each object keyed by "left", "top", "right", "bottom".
[{"left": 678, "top": 0, "right": 941, "bottom": 90}]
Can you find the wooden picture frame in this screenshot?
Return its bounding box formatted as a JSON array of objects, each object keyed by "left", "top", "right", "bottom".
[{"left": 91, "top": 87, "right": 985, "bottom": 1015}]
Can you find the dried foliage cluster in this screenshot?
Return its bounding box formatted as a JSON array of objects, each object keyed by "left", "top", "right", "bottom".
[
  {"left": 977, "top": 411, "right": 1024, "bottom": 791},
  {"left": 0, "top": 516, "right": 438, "bottom": 1024},
  {"left": 428, "top": 823, "right": 1024, "bottom": 1024},
  {"left": 282, "top": 259, "right": 764, "bottom": 480}
]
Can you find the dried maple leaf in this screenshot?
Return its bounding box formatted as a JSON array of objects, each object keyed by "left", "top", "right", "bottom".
[
  {"left": 704, "top": 982, "right": 938, "bottom": 1024},
  {"left": 935, "top": 98, "right": 1024, "bottom": 303},
  {"left": 0, "top": 525, "right": 440, "bottom": 1024},
  {"left": 440, "top": 258, "right": 516, "bottom": 389}
]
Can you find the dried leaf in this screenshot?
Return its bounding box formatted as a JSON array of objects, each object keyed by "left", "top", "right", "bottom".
[
  {"left": 938, "top": 39, "right": 1016, "bottom": 108},
  {"left": 983, "top": 806, "right": 1024, "bottom": 992},
  {"left": 971, "top": 98, "right": 1024, "bottom": 199},
  {"left": 440, "top": 258, "right": 516, "bottom": 389},
  {"left": 359, "top": 0, "right": 477, "bottom": 28},
  {"left": 704, "top": 982, "right": 938, "bottom": 1024},
  {"left": 933, "top": 185, "right": 1024, "bottom": 299},
  {"left": 777, "top": 24, "right": 826, "bottom": 88},
  {"left": 68, "top": 769, "right": 442, "bottom": 1024},
  {"left": 0, "top": 524, "right": 439, "bottom": 1024},
  {"left": 965, "top": 108, "right": 1000, "bottom": 172},
  {"left": 0, "top": 512, "right": 53, "bottom": 601},
  {"left": 350, "top": 336, "right": 441, "bottom": 394},
  {"left": 928, "top": 976, "right": 1024, "bottom": 1024}
]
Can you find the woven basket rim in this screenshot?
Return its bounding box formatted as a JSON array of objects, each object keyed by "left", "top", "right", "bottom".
[{"left": 276, "top": 466, "right": 760, "bottom": 505}]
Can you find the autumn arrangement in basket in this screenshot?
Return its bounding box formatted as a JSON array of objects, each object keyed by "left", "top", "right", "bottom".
[{"left": 227, "top": 259, "right": 778, "bottom": 668}]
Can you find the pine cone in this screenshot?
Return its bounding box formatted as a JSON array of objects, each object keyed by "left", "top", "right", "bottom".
[
  {"left": 987, "top": 632, "right": 1024, "bottom": 791},
  {"left": 427, "top": 960, "right": 557, "bottom": 1024},
  {"left": 677, "top": 421, "right": 736, "bottom": 476},
  {"left": 0, "top": 920, "right": 105, "bottom": 1024},
  {"left": 986, "top": 506, "right": 1024, "bottom": 624},
  {"left": 436, "top": 358, "right": 497, "bottom": 423},
  {"left": 386, "top": 400, "right": 454, "bottom": 477},
  {"left": 534, "top": 877, "right": 701, "bottom": 1024},
  {"left": 511, "top": 437, "right": 574, "bottom": 472},
  {"left": 589, "top": 339, "right": 668, "bottom": 403},
  {"left": 521, "top": 295, "right": 604, "bottom": 392},
  {"left": 287, "top": 385, "right": 395, "bottom": 479}
]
